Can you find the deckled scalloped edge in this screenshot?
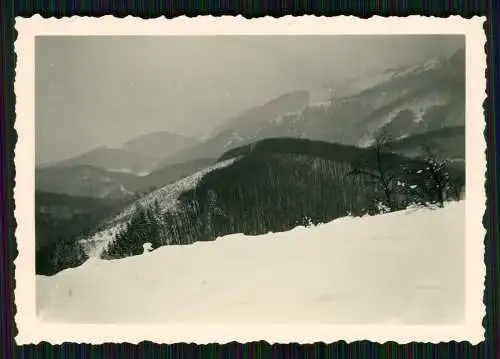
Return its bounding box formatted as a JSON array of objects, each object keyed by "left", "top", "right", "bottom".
[{"left": 11, "top": 14, "right": 488, "bottom": 345}]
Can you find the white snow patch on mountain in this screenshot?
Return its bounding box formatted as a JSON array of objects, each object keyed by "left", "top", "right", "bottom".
[
  {"left": 393, "top": 64, "right": 421, "bottom": 78},
  {"left": 422, "top": 58, "right": 441, "bottom": 72},
  {"left": 272, "top": 114, "right": 285, "bottom": 125},
  {"left": 115, "top": 158, "right": 238, "bottom": 220},
  {"left": 223, "top": 132, "right": 244, "bottom": 149},
  {"left": 413, "top": 107, "right": 426, "bottom": 124},
  {"left": 270, "top": 111, "right": 302, "bottom": 125},
  {"left": 108, "top": 168, "right": 153, "bottom": 176},
  {"left": 358, "top": 134, "right": 375, "bottom": 148},
  {"left": 330, "top": 70, "right": 399, "bottom": 98},
  {"left": 333, "top": 57, "right": 442, "bottom": 99},
  {"left": 309, "top": 100, "right": 331, "bottom": 108},
  {"left": 118, "top": 184, "right": 134, "bottom": 196},
  {"left": 39, "top": 201, "right": 465, "bottom": 324},
  {"left": 79, "top": 227, "right": 124, "bottom": 258},
  {"left": 358, "top": 91, "right": 450, "bottom": 148},
  {"left": 394, "top": 58, "right": 442, "bottom": 78},
  {"left": 108, "top": 168, "right": 134, "bottom": 174}
]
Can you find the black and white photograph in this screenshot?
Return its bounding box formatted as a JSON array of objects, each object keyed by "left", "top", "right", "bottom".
[{"left": 14, "top": 16, "right": 486, "bottom": 344}]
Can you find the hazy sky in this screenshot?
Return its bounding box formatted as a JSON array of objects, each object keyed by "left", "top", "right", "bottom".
[{"left": 36, "top": 35, "right": 464, "bottom": 165}]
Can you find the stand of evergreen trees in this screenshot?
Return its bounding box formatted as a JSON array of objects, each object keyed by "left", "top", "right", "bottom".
[
  {"left": 36, "top": 237, "right": 88, "bottom": 276},
  {"left": 102, "top": 202, "right": 165, "bottom": 259},
  {"left": 100, "top": 138, "right": 465, "bottom": 260},
  {"left": 35, "top": 192, "right": 130, "bottom": 275}
]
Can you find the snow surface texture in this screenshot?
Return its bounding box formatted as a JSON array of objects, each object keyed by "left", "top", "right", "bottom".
[
  {"left": 38, "top": 201, "right": 465, "bottom": 325},
  {"left": 80, "top": 158, "right": 239, "bottom": 257}
]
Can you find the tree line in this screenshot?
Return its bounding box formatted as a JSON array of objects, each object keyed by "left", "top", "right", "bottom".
[{"left": 349, "top": 133, "right": 463, "bottom": 212}]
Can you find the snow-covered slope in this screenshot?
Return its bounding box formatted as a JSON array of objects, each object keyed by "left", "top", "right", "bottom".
[
  {"left": 38, "top": 200, "right": 464, "bottom": 324},
  {"left": 79, "top": 158, "right": 238, "bottom": 257},
  {"left": 152, "top": 50, "right": 465, "bottom": 168},
  {"left": 327, "top": 57, "right": 444, "bottom": 100},
  {"left": 328, "top": 69, "right": 401, "bottom": 99}
]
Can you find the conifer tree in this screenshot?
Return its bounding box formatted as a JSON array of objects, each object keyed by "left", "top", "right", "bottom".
[{"left": 103, "top": 204, "right": 155, "bottom": 259}]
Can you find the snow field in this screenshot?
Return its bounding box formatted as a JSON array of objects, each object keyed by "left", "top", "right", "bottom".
[{"left": 37, "top": 201, "right": 464, "bottom": 325}]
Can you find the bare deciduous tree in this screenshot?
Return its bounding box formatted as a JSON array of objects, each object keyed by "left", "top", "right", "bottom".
[
  {"left": 402, "top": 144, "right": 455, "bottom": 208},
  {"left": 423, "top": 145, "right": 449, "bottom": 207},
  {"left": 350, "top": 132, "right": 399, "bottom": 212}
]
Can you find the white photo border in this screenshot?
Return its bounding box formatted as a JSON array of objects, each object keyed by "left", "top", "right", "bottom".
[{"left": 14, "top": 15, "right": 487, "bottom": 345}]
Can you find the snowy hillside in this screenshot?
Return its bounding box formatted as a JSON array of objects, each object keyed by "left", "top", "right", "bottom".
[
  {"left": 38, "top": 201, "right": 464, "bottom": 324},
  {"left": 327, "top": 57, "right": 444, "bottom": 100},
  {"left": 79, "top": 158, "right": 238, "bottom": 257},
  {"left": 151, "top": 50, "right": 465, "bottom": 168},
  {"left": 357, "top": 89, "right": 452, "bottom": 147},
  {"left": 328, "top": 68, "right": 401, "bottom": 99}
]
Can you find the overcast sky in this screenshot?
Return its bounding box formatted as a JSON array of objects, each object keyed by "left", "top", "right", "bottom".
[{"left": 36, "top": 35, "right": 464, "bottom": 165}]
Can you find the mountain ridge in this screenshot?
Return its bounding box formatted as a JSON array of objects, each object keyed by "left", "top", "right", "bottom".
[
  {"left": 146, "top": 49, "right": 466, "bottom": 168},
  {"left": 122, "top": 130, "right": 200, "bottom": 159}
]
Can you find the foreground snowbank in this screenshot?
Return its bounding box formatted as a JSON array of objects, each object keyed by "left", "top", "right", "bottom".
[{"left": 37, "top": 201, "right": 464, "bottom": 324}]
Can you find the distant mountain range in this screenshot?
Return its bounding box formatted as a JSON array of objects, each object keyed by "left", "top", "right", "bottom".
[
  {"left": 37, "top": 49, "right": 465, "bottom": 201},
  {"left": 36, "top": 158, "right": 217, "bottom": 199},
  {"left": 141, "top": 48, "right": 466, "bottom": 167},
  {"left": 36, "top": 124, "right": 464, "bottom": 201},
  {"left": 41, "top": 131, "right": 201, "bottom": 176},
  {"left": 36, "top": 165, "right": 138, "bottom": 199},
  {"left": 155, "top": 90, "right": 312, "bottom": 166},
  {"left": 48, "top": 147, "right": 158, "bottom": 175},
  {"left": 122, "top": 131, "right": 200, "bottom": 159}
]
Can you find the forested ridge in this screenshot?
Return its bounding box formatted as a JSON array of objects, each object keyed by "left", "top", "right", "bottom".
[{"left": 102, "top": 138, "right": 464, "bottom": 260}]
